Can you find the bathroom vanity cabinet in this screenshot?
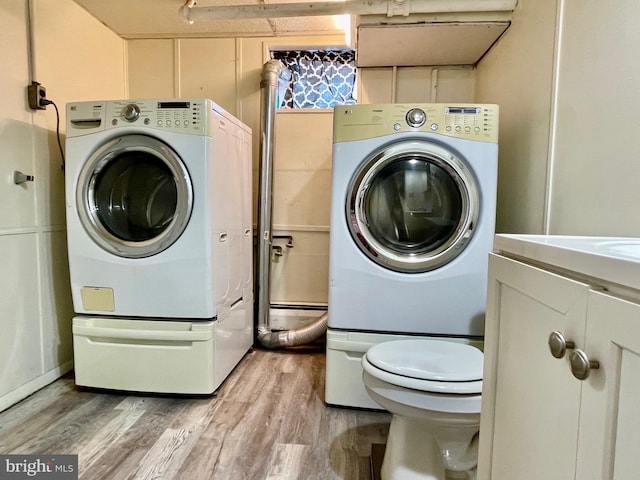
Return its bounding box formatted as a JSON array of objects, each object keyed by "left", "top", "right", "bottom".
[{"left": 477, "top": 235, "right": 640, "bottom": 480}]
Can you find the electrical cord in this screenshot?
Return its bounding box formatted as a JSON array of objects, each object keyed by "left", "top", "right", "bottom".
[{"left": 41, "top": 98, "right": 66, "bottom": 173}]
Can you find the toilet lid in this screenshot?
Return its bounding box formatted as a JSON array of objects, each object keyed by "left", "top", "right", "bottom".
[{"left": 366, "top": 339, "right": 483, "bottom": 382}]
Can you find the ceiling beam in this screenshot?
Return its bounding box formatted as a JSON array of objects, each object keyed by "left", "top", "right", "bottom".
[{"left": 180, "top": 0, "right": 517, "bottom": 23}]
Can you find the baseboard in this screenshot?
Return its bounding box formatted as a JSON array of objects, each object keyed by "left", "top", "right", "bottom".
[{"left": 0, "top": 360, "right": 73, "bottom": 413}]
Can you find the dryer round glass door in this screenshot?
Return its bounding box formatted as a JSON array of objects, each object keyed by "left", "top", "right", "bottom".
[
  {"left": 76, "top": 134, "right": 194, "bottom": 258},
  {"left": 346, "top": 140, "right": 479, "bottom": 273}
]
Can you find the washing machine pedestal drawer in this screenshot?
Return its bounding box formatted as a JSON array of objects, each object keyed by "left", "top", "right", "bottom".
[{"left": 72, "top": 316, "right": 218, "bottom": 394}]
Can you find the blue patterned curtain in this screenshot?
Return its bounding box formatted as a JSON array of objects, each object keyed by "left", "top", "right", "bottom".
[{"left": 272, "top": 50, "right": 357, "bottom": 109}]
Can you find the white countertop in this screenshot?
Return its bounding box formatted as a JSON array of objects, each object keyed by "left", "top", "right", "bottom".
[{"left": 494, "top": 234, "right": 640, "bottom": 291}]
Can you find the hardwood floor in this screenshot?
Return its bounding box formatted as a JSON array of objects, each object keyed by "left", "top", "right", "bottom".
[{"left": 0, "top": 345, "right": 390, "bottom": 480}]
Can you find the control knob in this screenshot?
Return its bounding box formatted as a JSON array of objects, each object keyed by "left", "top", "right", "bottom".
[
  {"left": 122, "top": 103, "right": 141, "bottom": 122},
  {"left": 406, "top": 108, "right": 426, "bottom": 128}
]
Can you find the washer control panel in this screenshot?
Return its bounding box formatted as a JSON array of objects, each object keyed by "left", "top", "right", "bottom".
[
  {"left": 334, "top": 103, "right": 499, "bottom": 144},
  {"left": 66, "top": 99, "right": 216, "bottom": 137},
  {"left": 108, "top": 100, "right": 208, "bottom": 134}
]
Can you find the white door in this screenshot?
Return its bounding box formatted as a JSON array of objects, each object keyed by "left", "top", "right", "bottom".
[
  {"left": 575, "top": 290, "right": 640, "bottom": 479},
  {"left": 76, "top": 134, "right": 193, "bottom": 258},
  {"left": 479, "top": 254, "right": 590, "bottom": 480},
  {"left": 346, "top": 140, "right": 479, "bottom": 272}
]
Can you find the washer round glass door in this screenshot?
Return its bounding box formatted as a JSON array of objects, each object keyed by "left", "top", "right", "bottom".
[
  {"left": 347, "top": 140, "right": 479, "bottom": 273},
  {"left": 76, "top": 134, "right": 193, "bottom": 258}
]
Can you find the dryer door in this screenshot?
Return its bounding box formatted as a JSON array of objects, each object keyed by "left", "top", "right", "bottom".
[
  {"left": 347, "top": 140, "right": 479, "bottom": 273},
  {"left": 76, "top": 134, "right": 193, "bottom": 258}
]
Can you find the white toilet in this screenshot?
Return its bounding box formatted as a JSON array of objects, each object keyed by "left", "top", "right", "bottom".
[{"left": 362, "top": 339, "right": 483, "bottom": 480}]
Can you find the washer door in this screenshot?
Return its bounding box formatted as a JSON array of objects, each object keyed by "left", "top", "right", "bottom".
[
  {"left": 347, "top": 140, "right": 479, "bottom": 273},
  {"left": 76, "top": 134, "right": 193, "bottom": 258}
]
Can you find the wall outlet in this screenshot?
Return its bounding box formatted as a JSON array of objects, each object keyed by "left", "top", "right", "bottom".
[{"left": 27, "top": 81, "right": 47, "bottom": 110}]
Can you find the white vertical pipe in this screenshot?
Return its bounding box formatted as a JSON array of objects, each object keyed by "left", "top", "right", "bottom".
[
  {"left": 256, "top": 60, "right": 281, "bottom": 340},
  {"left": 255, "top": 61, "right": 328, "bottom": 348},
  {"left": 543, "top": 0, "right": 566, "bottom": 235},
  {"left": 27, "top": 0, "right": 36, "bottom": 83}
]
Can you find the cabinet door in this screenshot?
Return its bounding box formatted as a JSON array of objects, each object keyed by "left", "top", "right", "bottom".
[
  {"left": 575, "top": 290, "right": 640, "bottom": 479},
  {"left": 478, "top": 254, "right": 590, "bottom": 480}
]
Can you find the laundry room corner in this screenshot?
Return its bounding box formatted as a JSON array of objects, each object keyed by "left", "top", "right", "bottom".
[{"left": 0, "top": 0, "right": 126, "bottom": 411}]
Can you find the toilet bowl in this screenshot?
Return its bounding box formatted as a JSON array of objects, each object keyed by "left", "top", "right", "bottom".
[{"left": 362, "top": 339, "right": 483, "bottom": 480}]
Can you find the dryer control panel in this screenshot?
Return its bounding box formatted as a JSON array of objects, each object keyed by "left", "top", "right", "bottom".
[
  {"left": 66, "top": 98, "right": 236, "bottom": 138},
  {"left": 333, "top": 103, "right": 499, "bottom": 144},
  {"left": 107, "top": 100, "right": 208, "bottom": 134}
]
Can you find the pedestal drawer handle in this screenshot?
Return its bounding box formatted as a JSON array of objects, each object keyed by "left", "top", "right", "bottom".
[
  {"left": 569, "top": 350, "right": 600, "bottom": 380},
  {"left": 548, "top": 331, "right": 575, "bottom": 359}
]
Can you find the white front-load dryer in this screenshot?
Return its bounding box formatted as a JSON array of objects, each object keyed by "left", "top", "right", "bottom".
[
  {"left": 66, "top": 99, "right": 254, "bottom": 394},
  {"left": 65, "top": 99, "right": 249, "bottom": 319},
  {"left": 326, "top": 103, "right": 498, "bottom": 408}
]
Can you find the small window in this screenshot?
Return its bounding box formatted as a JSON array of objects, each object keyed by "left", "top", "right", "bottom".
[{"left": 271, "top": 50, "right": 357, "bottom": 109}]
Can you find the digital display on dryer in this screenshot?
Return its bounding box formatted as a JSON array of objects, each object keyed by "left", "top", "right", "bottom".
[
  {"left": 445, "top": 107, "right": 481, "bottom": 114},
  {"left": 158, "top": 101, "right": 190, "bottom": 109}
]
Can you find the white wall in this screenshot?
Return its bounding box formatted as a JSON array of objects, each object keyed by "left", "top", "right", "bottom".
[
  {"left": 0, "top": 0, "right": 125, "bottom": 412},
  {"left": 477, "top": 0, "right": 640, "bottom": 237},
  {"left": 548, "top": 0, "right": 640, "bottom": 235},
  {"left": 360, "top": 66, "right": 476, "bottom": 104},
  {"left": 475, "top": 0, "right": 559, "bottom": 233}
]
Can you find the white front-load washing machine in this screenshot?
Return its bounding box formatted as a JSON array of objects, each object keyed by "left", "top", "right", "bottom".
[
  {"left": 66, "top": 99, "right": 251, "bottom": 319},
  {"left": 325, "top": 103, "right": 498, "bottom": 408},
  {"left": 65, "top": 99, "right": 253, "bottom": 394}
]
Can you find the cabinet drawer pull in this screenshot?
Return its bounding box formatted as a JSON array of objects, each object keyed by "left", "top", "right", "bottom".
[
  {"left": 569, "top": 350, "right": 600, "bottom": 380},
  {"left": 548, "top": 331, "right": 575, "bottom": 359}
]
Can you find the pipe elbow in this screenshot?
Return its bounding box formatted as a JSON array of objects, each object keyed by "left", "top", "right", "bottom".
[
  {"left": 178, "top": 2, "right": 195, "bottom": 24},
  {"left": 257, "top": 313, "right": 328, "bottom": 349}
]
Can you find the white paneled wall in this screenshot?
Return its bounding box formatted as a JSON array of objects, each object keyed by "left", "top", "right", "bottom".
[
  {"left": 359, "top": 68, "right": 395, "bottom": 103},
  {"left": 270, "top": 231, "right": 330, "bottom": 305},
  {"left": 475, "top": 0, "right": 559, "bottom": 234},
  {"left": 360, "top": 66, "right": 476, "bottom": 104},
  {"left": 179, "top": 38, "right": 239, "bottom": 115},
  {"left": 477, "top": 0, "right": 640, "bottom": 237},
  {"left": 128, "top": 39, "right": 176, "bottom": 97},
  {"left": 0, "top": 0, "right": 125, "bottom": 412},
  {"left": 271, "top": 112, "right": 333, "bottom": 304},
  {"left": 272, "top": 112, "right": 333, "bottom": 230},
  {"left": 0, "top": 234, "right": 42, "bottom": 398},
  {"left": 548, "top": 0, "right": 640, "bottom": 235}
]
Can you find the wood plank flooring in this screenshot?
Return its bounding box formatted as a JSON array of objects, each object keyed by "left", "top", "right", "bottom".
[{"left": 0, "top": 345, "right": 390, "bottom": 480}]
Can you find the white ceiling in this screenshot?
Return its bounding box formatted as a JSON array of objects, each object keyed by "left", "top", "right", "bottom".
[
  {"left": 73, "top": 0, "right": 516, "bottom": 66},
  {"left": 73, "top": 0, "right": 347, "bottom": 38}
]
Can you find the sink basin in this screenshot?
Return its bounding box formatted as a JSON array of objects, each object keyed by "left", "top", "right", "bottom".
[{"left": 594, "top": 240, "right": 640, "bottom": 260}]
